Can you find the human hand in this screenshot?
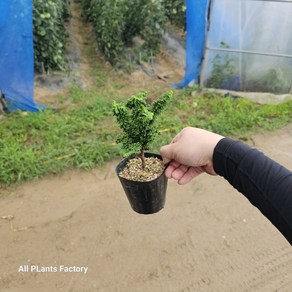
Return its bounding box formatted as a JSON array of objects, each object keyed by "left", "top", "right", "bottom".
[{"left": 160, "top": 127, "right": 224, "bottom": 185}]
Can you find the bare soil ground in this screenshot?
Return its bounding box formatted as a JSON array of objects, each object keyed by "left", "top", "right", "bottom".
[{"left": 0, "top": 126, "right": 292, "bottom": 292}]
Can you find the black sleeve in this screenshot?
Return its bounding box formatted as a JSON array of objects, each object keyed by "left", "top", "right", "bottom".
[{"left": 213, "top": 138, "right": 292, "bottom": 245}]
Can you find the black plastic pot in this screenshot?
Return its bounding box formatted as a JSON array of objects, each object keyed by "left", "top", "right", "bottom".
[{"left": 116, "top": 153, "right": 168, "bottom": 215}]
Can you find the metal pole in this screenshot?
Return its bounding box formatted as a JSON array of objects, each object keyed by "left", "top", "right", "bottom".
[{"left": 206, "top": 47, "right": 292, "bottom": 59}]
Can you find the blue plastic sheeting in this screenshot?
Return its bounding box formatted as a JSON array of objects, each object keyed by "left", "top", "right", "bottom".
[
  {"left": 173, "top": 0, "right": 210, "bottom": 88},
  {"left": 0, "top": 0, "right": 40, "bottom": 112}
]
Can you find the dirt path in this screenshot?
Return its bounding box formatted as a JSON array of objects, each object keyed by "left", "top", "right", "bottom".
[{"left": 0, "top": 125, "right": 291, "bottom": 292}]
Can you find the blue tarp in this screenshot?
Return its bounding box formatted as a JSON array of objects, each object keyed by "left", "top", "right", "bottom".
[
  {"left": 173, "top": 0, "right": 210, "bottom": 88},
  {"left": 0, "top": 0, "right": 39, "bottom": 112}
]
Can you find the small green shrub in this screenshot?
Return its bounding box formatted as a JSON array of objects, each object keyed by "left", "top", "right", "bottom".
[
  {"left": 254, "top": 68, "right": 290, "bottom": 94},
  {"left": 208, "top": 43, "right": 236, "bottom": 89},
  {"left": 113, "top": 90, "right": 173, "bottom": 167}
]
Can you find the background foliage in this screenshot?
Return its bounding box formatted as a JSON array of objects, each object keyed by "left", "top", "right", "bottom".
[
  {"left": 163, "top": 0, "right": 186, "bottom": 30},
  {"left": 32, "top": 0, "right": 186, "bottom": 70},
  {"left": 33, "top": 0, "right": 70, "bottom": 72},
  {"left": 78, "top": 0, "right": 166, "bottom": 65}
]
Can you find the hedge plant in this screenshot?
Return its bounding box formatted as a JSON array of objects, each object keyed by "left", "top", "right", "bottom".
[
  {"left": 78, "top": 0, "right": 166, "bottom": 65},
  {"left": 33, "top": 0, "right": 70, "bottom": 72}
]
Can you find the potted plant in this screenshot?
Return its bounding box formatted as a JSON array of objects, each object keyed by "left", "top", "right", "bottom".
[{"left": 113, "top": 90, "right": 173, "bottom": 214}]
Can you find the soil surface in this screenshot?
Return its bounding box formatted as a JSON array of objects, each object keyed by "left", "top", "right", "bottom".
[
  {"left": 1, "top": 125, "right": 292, "bottom": 292},
  {"left": 119, "top": 156, "right": 164, "bottom": 181}
]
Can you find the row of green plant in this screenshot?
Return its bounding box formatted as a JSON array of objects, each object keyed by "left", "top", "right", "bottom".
[
  {"left": 77, "top": 0, "right": 166, "bottom": 65},
  {"left": 1, "top": 87, "right": 292, "bottom": 185},
  {"left": 33, "top": 0, "right": 70, "bottom": 72},
  {"left": 32, "top": 0, "right": 186, "bottom": 71}
]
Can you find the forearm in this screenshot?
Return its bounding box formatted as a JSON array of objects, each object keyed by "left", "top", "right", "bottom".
[{"left": 213, "top": 138, "right": 292, "bottom": 244}]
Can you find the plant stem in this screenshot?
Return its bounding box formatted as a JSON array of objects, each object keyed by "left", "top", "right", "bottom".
[{"left": 140, "top": 149, "right": 146, "bottom": 169}]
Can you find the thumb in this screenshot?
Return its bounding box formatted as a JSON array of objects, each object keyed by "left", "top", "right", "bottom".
[{"left": 160, "top": 143, "right": 175, "bottom": 165}]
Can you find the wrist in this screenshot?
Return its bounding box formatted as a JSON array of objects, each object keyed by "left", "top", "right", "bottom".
[{"left": 207, "top": 135, "right": 225, "bottom": 175}]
